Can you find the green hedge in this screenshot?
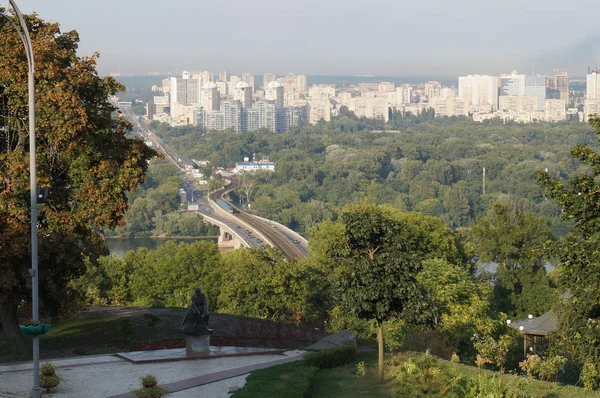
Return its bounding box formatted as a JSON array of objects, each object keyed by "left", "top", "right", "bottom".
[
  {"left": 231, "top": 362, "right": 318, "bottom": 398},
  {"left": 304, "top": 344, "right": 357, "bottom": 369}
]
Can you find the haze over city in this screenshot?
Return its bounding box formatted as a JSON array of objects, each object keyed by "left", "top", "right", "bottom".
[{"left": 9, "top": 0, "right": 600, "bottom": 77}]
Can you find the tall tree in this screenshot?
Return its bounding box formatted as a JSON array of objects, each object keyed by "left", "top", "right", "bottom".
[
  {"left": 0, "top": 13, "right": 156, "bottom": 357},
  {"left": 321, "top": 203, "right": 435, "bottom": 380},
  {"left": 536, "top": 116, "right": 600, "bottom": 366},
  {"left": 469, "top": 202, "right": 555, "bottom": 318}
]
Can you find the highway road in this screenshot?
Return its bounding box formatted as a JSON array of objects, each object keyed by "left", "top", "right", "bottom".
[
  {"left": 195, "top": 196, "right": 264, "bottom": 249},
  {"left": 121, "top": 110, "right": 309, "bottom": 259},
  {"left": 211, "top": 184, "right": 308, "bottom": 259}
]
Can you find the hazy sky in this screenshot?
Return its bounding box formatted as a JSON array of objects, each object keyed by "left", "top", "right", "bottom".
[{"left": 6, "top": 0, "right": 600, "bottom": 77}]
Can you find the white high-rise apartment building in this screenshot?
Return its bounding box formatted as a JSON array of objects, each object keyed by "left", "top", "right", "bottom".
[
  {"left": 309, "top": 100, "right": 331, "bottom": 124},
  {"left": 263, "top": 73, "right": 277, "bottom": 89},
  {"left": 458, "top": 75, "right": 499, "bottom": 111},
  {"left": 233, "top": 82, "right": 253, "bottom": 108},
  {"left": 266, "top": 81, "right": 284, "bottom": 109},
  {"left": 424, "top": 81, "right": 442, "bottom": 100},
  {"left": 169, "top": 71, "right": 203, "bottom": 117},
  {"left": 309, "top": 85, "right": 336, "bottom": 100},
  {"left": 587, "top": 69, "right": 600, "bottom": 100},
  {"left": 279, "top": 74, "right": 308, "bottom": 94},
  {"left": 202, "top": 82, "right": 220, "bottom": 111},
  {"left": 378, "top": 82, "right": 395, "bottom": 94},
  {"left": 241, "top": 73, "right": 255, "bottom": 89},
  {"left": 429, "top": 97, "right": 468, "bottom": 117},
  {"left": 222, "top": 100, "right": 242, "bottom": 132},
  {"left": 545, "top": 99, "right": 567, "bottom": 122},
  {"left": 387, "top": 85, "right": 412, "bottom": 107},
  {"left": 585, "top": 69, "right": 600, "bottom": 117},
  {"left": 219, "top": 71, "right": 231, "bottom": 82},
  {"left": 500, "top": 71, "right": 546, "bottom": 111}
]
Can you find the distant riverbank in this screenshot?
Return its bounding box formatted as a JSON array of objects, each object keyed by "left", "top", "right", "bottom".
[{"left": 106, "top": 236, "right": 218, "bottom": 258}]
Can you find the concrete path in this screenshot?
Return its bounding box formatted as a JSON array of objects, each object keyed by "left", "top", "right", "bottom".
[{"left": 0, "top": 349, "right": 305, "bottom": 397}]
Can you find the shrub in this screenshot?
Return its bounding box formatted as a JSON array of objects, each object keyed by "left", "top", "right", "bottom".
[
  {"left": 303, "top": 344, "right": 356, "bottom": 369},
  {"left": 519, "top": 354, "right": 541, "bottom": 380},
  {"left": 141, "top": 374, "right": 158, "bottom": 388},
  {"left": 582, "top": 361, "right": 600, "bottom": 391},
  {"left": 450, "top": 353, "right": 460, "bottom": 364},
  {"left": 393, "top": 355, "right": 450, "bottom": 398},
  {"left": 537, "top": 355, "right": 567, "bottom": 382},
  {"left": 356, "top": 361, "right": 366, "bottom": 378},
  {"left": 134, "top": 386, "right": 166, "bottom": 398},
  {"left": 134, "top": 374, "right": 166, "bottom": 398}
]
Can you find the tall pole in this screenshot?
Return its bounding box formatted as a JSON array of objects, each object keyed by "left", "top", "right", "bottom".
[{"left": 7, "top": 2, "right": 39, "bottom": 397}]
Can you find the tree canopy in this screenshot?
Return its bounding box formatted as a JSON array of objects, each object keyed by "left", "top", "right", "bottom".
[
  {"left": 537, "top": 116, "right": 600, "bottom": 367},
  {"left": 0, "top": 12, "right": 156, "bottom": 356}
]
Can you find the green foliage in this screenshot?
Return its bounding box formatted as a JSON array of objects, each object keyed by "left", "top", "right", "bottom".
[
  {"left": 356, "top": 361, "right": 366, "bottom": 378},
  {"left": 231, "top": 361, "right": 318, "bottom": 398},
  {"left": 536, "top": 355, "right": 567, "bottom": 382},
  {"left": 134, "top": 386, "right": 166, "bottom": 398},
  {"left": 582, "top": 361, "right": 600, "bottom": 391},
  {"left": 326, "top": 203, "right": 435, "bottom": 326},
  {"left": 536, "top": 116, "right": 600, "bottom": 368},
  {"left": 140, "top": 374, "right": 158, "bottom": 388},
  {"left": 152, "top": 115, "right": 593, "bottom": 237},
  {"left": 393, "top": 355, "right": 448, "bottom": 398},
  {"left": 469, "top": 202, "right": 556, "bottom": 317},
  {"left": 417, "top": 258, "right": 500, "bottom": 360},
  {"left": 451, "top": 353, "right": 460, "bottom": 364},
  {"left": 0, "top": 12, "right": 157, "bottom": 357},
  {"left": 519, "top": 354, "right": 541, "bottom": 380},
  {"left": 128, "top": 241, "right": 222, "bottom": 308},
  {"left": 304, "top": 345, "right": 357, "bottom": 369},
  {"left": 473, "top": 334, "right": 516, "bottom": 373},
  {"left": 218, "top": 249, "right": 326, "bottom": 324}
]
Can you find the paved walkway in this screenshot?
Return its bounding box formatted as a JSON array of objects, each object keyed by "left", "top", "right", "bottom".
[{"left": 0, "top": 349, "right": 306, "bottom": 397}]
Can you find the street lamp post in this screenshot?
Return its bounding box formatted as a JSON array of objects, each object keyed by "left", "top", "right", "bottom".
[{"left": 2, "top": 1, "right": 39, "bottom": 397}]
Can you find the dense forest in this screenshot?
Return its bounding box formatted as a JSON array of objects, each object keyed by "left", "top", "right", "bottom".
[{"left": 151, "top": 109, "right": 594, "bottom": 235}]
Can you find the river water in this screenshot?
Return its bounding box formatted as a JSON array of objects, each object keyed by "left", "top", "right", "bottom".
[{"left": 105, "top": 237, "right": 218, "bottom": 258}]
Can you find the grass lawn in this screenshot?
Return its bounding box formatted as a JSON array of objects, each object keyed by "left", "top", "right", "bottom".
[{"left": 311, "top": 352, "right": 394, "bottom": 398}]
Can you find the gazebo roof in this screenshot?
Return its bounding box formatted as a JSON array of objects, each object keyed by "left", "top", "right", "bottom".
[{"left": 509, "top": 312, "right": 558, "bottom": 336}]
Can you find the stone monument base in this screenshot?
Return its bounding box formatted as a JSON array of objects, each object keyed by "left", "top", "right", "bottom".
[{"left": 186, "top": 334, "right": 211, "bottom": 355}]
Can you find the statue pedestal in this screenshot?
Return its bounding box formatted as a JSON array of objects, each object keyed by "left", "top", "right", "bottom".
[{"left": 186, "top": 334, "right": 211, "bottom": 355}]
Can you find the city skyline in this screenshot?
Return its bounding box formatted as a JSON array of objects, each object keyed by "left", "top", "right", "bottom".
[{"left": 9, "top": 0, "right": 600, "bottom": 77}]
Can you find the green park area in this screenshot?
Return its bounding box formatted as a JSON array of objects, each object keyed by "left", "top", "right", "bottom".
[{"left": 2, "top": 7, "right": 600, "bottom": 398}]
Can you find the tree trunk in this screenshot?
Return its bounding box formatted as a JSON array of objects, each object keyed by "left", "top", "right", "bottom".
[
  {"left": 0, "top": 302, "right": 27, "bottom": 359},
  {"left": 377, "top": 323, "right": 384, "bottom": 381}
]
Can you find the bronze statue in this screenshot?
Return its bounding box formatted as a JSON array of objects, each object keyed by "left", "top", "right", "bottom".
[{"left": 180, "top": 287, "right": 212, "bottom": 335}]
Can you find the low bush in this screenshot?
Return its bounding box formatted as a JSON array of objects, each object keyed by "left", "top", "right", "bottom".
[{"left": 304, "top": 344, "right": 356, "bottom": 369}]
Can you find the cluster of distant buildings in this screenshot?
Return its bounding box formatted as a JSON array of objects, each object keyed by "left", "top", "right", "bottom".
[
  {"left": 140, "top": 68, "right": 599, "bottom": 131},
  {"left": 431, "top": 71, "right": 574, "bottom": 123},
  {"left": 147, "top": 71, "right": 307, "bottom": 133}
]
